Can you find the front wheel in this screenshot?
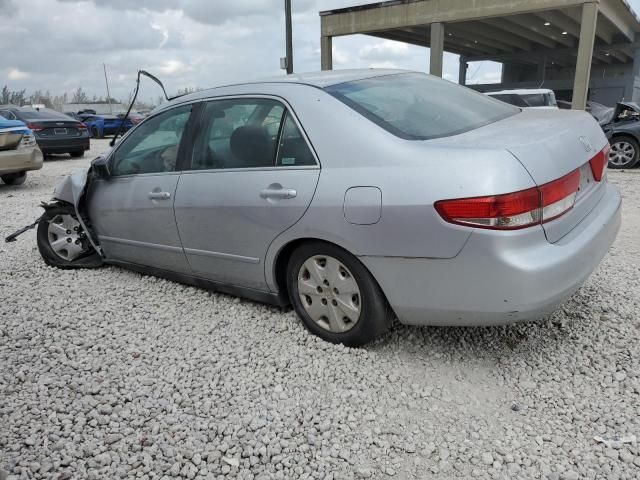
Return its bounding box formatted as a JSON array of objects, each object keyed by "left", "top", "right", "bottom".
[
  {"left": 1, "top": 172, "right": 27, "bottom": 185},
  {"left": 37, "top": 206, "right": 103, "bottom": 268},
  {"left": 287, "top": 242, "right": 392, "bottom": 347},
  {"left": 609, "top": 136, "right": 640, "bottom": 169}
]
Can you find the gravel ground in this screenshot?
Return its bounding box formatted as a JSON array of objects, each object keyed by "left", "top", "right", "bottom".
[{"left": 1, "top": 141, "right": 639, "bottom": 480}]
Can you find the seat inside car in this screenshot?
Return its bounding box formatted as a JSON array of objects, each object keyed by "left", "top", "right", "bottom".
[{"left": 229, "top": 125, "right": 275, "bottom": 168}]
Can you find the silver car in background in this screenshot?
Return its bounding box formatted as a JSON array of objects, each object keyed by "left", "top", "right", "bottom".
[{"left": 34, "top": 70, "right": 621, "bottom": 346}]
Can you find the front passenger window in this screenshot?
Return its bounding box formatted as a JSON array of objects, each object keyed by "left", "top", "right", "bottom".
[{"left": 111, "top": 104, "right": 192, "bottom": 176}]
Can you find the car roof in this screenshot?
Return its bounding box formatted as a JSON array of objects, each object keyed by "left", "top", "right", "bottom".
[
  {"left": 487, "top": 89, "right": 554, "bottom": 95},
  {"left": 172, "top": 69, "right": 411, "bottom": 105}
]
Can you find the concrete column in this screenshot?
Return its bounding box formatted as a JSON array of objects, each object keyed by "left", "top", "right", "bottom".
[
  {"left": 430, "top": 22, "right": 445, "bottom": 77},
  {"left": 458, "top": 56, "right": 468, "bottom": 85},
  {"left": 321, "top": 36, "right": 333, "bottom": 71},
  {"left": 572, "top": 2, "right": 598, "bottom": 110},
  {"left": 627, "top": 42, "right": 640, "bottom": 101}
]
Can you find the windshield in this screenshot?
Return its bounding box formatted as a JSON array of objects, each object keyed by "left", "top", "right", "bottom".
[
  {"left": 17, "top": 108, "right": 74, "bottom": 121},
  {"left": 325, "top": 73, "right": 519, "bottom": 140},
  {"left": 519, "top": 92, "right": 557, "bottom": 108}
]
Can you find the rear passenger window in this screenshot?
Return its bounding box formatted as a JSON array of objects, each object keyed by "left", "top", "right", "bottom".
[
  {"left": 191, "top": 99, "right": 284, "bottom": 170},
  {"left": 190, "top": 98, "right": 316, "bottom": 170},
  {"left": 276, "top": 113, "right": 315, "bottom": 166}
]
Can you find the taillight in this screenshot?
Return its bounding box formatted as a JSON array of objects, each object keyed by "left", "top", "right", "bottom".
[
  {"left": 77, "top": 123, "right": 87, "bottom": 130},
  {"left": 27, "top": 123, "right": 43, "bottom": 131},
  {"left": 435, "top": 169, "right": 581, "bottom": 230},
  {"left": 539, "top": 169, "right": 580, "bottom": 222},
  {"left": 589, "top": 145, "right": 609, "bottom": 182}
]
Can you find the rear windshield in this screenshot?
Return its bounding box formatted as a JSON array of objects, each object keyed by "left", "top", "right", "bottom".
[
  {"left": 520, "top": 93, "right": 557, "bottom": 108},
  {"left": 16, "top": 108, "right": 73, "bottom": 121},
  {"left": 325, "top": 73, "right": 519, "bottom": 140}
]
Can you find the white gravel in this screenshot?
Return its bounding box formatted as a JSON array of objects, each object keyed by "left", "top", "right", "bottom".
[{"left": 1, "top": 141, "right": 639, "bottom": 479}]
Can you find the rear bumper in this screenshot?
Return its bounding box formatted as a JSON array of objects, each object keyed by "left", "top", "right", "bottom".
[
  {"left": 0, "top": 147, "right": 44, "bottom": 175},
  {"left": 360, "top": 183, "right": 621, "bottom": 326},
  {"left": 37, "top": 136, "right": 90, "bottom": 153}
]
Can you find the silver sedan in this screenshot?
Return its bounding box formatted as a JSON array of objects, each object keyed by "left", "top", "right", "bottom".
[{"left": 35, "top": 70, "right": 621, "bottom": 346}]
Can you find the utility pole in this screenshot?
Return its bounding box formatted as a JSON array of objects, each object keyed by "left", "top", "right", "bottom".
[
  {"left": 285, "top": 0, "right": 293, "bottom": 74},
  {"left": 103, "top": 63, "right": 113, "bottom": 114}
]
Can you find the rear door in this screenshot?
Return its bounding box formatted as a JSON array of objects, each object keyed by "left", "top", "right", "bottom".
[
  {"left": 174, "top": 97, "right": 320, "bottom": 290},
  {"left": 87, "top": 103, "right": 195, "bottom": 273}
]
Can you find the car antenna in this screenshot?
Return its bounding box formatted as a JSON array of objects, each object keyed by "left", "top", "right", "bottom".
[{"left": 110, "top": 70, "right": 184, "bottom": 146}]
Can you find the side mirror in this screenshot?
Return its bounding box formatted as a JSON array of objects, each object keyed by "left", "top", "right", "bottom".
[{"left": 92, "top": 156, "right": 111, "bottom": 178}]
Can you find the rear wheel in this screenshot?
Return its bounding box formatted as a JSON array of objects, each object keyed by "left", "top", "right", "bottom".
[
  {"left": 91, "top": 127, "right": 102, "bottom": 139},
  {"left": 287, "top": 242, "right": 392, "bottom": 347},
  {"left": 1, "top": 172, "right": 27, "bottom": 185},
  {"left": 37, "top": 206, "right": 102, "bottom": 268},
  {"left": 609, "top": 136, "right": 640, "bottom": 169},
  {"left": 70, "top": 150, "right": 84, "bottom": 158}
]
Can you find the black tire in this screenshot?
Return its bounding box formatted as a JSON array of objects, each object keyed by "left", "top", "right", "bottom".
[
  {"left": 287, "top": 241, "right": 392, "bottom": 347},
  {"left": 91, "top": 127, "right": 102, "bottom": 139},
  {"left": 70, "top": 150, "right": 84, "bottom": 158},
  {"left": 1, "top": 172, "right": 27, "bottom": 185},
  {"left": 608, "top": 135, "right": 640, "bottom": 169},
  {"left": 37, "top": 205, "right": 103, "bottom": 269}
]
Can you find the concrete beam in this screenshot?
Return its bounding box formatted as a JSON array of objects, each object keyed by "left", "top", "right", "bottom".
[
  {"left": 453, "top": 21, "right": 532, "bottom": 51},
  {"left": 321, "top": 36, "right": 332, "bottom": 71},
  {"left": 480, "top": 18, "right": 557, "bottom": 49},
  {"left": 430, "top": 22, "right": 445, "bottom": 77},
  {"left": 572, "top": 2, "right": 598, "bottom": 109},
  {"left": 465, "top": 41, "right": 640, "bottom": 63},
  {"left": 534, "top": 10, "right": 581, "bottom": 38},
  {"left": 599, "top": 0, "right": 637, "bottom": 42},
  {"left": 564, "top": 7, "right": 615, "bottom": 44},
  {"left": 321, "top": 0, "right": 589, "bottom": 37},
  {"left": 445, "top": 25, "right": 516, "bottom": 53},
  {"left": 506, "top": 14, "right": 576, "bottom": 47}
]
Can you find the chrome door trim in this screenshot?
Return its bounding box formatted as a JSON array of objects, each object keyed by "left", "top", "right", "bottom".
[
  {"left": 183, "top": 247, "right": 260, "bottom": 264},
  {"left": 98, "top": 235, "right": 184, "bottom": 254}
]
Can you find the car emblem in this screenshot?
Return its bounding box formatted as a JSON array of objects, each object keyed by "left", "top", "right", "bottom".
[
  {"left": 56, "top": 122, "right": 64, "bottom": 126},
  {"left": 579, "top": 136, "right": 593, "bottom": 152}
]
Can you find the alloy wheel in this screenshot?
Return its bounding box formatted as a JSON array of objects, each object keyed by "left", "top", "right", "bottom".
[
  {"left": 609, "top": 141, "right": 636, "bottom": 167},
  {"left": 297, "top": 255, "right": 362, "bottom": 333}
]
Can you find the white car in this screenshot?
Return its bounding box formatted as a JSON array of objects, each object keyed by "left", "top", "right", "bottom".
[{"left": 486, "top": 89, "right": 559, "bottom": 110}]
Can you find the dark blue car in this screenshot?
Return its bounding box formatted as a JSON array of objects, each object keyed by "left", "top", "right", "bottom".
[{"left": 80, "top": 114, "right": 133, "bottom": 138}]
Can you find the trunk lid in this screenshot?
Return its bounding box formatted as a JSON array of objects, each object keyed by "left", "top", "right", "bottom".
[
  {"left": 431, "top": 109, "right": 609, "bottom": 243},
  {"left": 32, "top": 120, "right": 84, "bottom": 139}
]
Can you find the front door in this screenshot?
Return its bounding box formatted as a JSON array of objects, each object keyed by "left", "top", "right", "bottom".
[
  {"left": 173, "top": 98, "right": 320, "bottom": 290},
  {"left": 87, "top": 103, "right": 195, "bottom": 273}
]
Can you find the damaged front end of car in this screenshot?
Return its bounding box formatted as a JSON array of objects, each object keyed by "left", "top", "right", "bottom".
[{"left": 5, "top": 157, "right": 105, "bottom": 268}]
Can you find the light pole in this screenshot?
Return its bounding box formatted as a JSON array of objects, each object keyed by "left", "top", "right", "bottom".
[{"left": 285, "top": 0, "right": 293, "bottom": 74}]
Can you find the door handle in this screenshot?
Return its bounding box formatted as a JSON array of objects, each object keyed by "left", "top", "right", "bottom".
[
  {"left": 148, "top": 191, "right": 171, "bottom": 200},
  {"left": 260, "top": 184, "right": 297, "bottom": 200}
]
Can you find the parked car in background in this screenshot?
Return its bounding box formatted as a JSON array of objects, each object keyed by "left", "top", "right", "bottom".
[
  {"left": 118, "top": 112, "right": 145, "bottom": 126},
  {"left": 486, "top": 88, "right": 559, "bottom": 109},
  {"left": 0, "top": 106, "right": 89, "bottom": 157},
  {"left": 0, "top": 115, "right": 43, "bottom": 185},
  {"left": 602, "top": 101, "right": 640, "bottom": 169},
  {"left": 30, "top": 70, "right": 620, "bottom": 346},
  {"left": 557, "top": 100, "right": 614, "bottom": 126},
  {"left": 80, "top": 114, "right": 133, "bottom": 138}
]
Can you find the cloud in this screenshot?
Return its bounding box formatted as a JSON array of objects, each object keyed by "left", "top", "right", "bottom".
[
  {"left": 359, "top": 40, "right": 411, "bottom": 61},
  {"left": 0, "top": 0, "right": 509, "bottom": 104},
  {"left": 368, "top": 61, "right": 399, "bottom": 69},
  {"left": 7, "top": 68, "right": 30, "bottom": 80}
]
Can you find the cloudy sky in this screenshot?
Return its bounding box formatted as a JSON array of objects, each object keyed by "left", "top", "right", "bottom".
[{"left": 2, "top": 0, "right": 640, "bottom": 104}]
